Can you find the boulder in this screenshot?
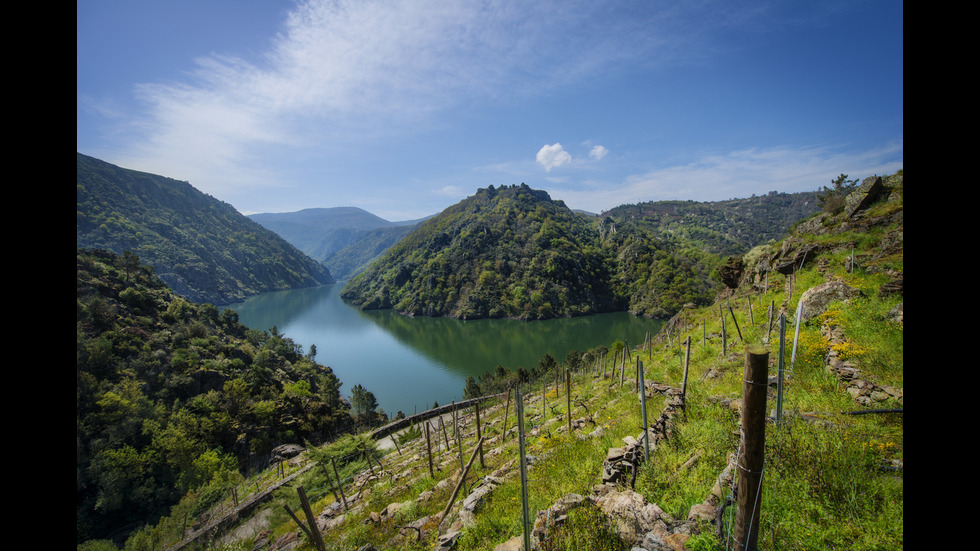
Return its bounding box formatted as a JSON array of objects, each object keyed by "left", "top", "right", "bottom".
[
  {"left": 796, "top": 280, "right": 863, "bottom": 323},
  {"left": 845, "top": 176, "right": 885, "bottom": 217},
  {"left": 270, "top": 444, "right": 305, "bottom": 459},
  {"left": 596, "top": 489, "right": 670, "bottom": 546}
]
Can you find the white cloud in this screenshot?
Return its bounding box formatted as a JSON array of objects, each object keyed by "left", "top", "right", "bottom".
[
  {"left": 589, "top": 145, "right": 609, "bottom": 161},
  {"left": 536, "top": 143, "right": 572, "bottom": 171}
]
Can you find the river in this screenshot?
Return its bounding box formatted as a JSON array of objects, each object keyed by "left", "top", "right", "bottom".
[{"left": 224, "top": 284, "right": 664, "bottom": 417}]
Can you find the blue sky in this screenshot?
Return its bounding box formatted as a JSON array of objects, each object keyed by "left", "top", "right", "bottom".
[{"left": 77, "top": 0, "right": 902, "bottom": 221}]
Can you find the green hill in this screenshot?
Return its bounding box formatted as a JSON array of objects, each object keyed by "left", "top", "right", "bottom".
[
  {"left": 341, "top": 184, "right": 623, "bottom": 320},
  {"left": 76, "top": 153, "right": 334, "bottom": 305},
  {"left": 340, "top": 184, "right": 735, "bottom": 320},
  {"left": 601, "top": 190, "right": 823, "bottom": 257},
  {"left": 75, "top": 248, "right": 353, "bottom": 544}
]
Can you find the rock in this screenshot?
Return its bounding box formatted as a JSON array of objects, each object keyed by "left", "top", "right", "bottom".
[
  {"left": 687, "top": 502, "right": 717, "bottom": 522},
  {"left": 845, "top": 176, "right": 885, "bottom": 217},
  {"left": 270, "top": 443, "right": 305, "bottom": 460},
  {"left": 493, "top": 535, "right": 524, "bottom": 551},
  {"left": 596, "top": 489, "right": 669, "bottom": 545},
  {"left": 434, "top": 530, "right": 462, "bottom": 551},
  {"left": 888, "top": 302, "right": 903, "bottom": 323},
  {"left": 796, "top": 280, "right": 863, "bottom": 323}
]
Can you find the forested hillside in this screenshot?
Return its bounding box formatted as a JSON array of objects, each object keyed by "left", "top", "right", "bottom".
[
  {"left": 601, "top": 190, "right": 822, "bottom": 257},
  {"left": 76, "top": 248, "right": 350, "bottom": 543},
  {"left": 76, "top": 153, "right": 334, "bottom": 305},
  {"left": 341, "top": 184, "right": 722, "bottom": 320}
]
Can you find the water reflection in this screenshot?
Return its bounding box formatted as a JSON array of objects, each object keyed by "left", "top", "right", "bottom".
[{"left": 225, "top": 284, "right": 664, "bottom": 417}]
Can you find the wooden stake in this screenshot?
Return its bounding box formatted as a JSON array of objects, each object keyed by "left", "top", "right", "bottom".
[
  {"left": 728, "top": 305, "right": 743, "bottom": 341},
  {"left": 638, "top": 359, "right": 649, "bottom": 462},
  {"left": 734, "top": 347, "right": 769, "bottom": 551},
  {"left": 681, "top": 336, "right": 691, "bottom": 397},
  {"left": 440, "top": 436, "right": 485, "bottom": 526},
  {"left": 475, "top": 402, "right": 485, "bottom": 469},
  {"left": 424, "top": 421, "right": 435, "bottom": 478},
  {"left": 516, "top": 391, "right": 532, "bottom": 551},
  {"left": 502, "top": 389, "right": 512, "bottom": 442},
  {"left": 297, "top": 485, "right": 326, "bottom": 551},
  {"left": 328, "top": 459, "right": 348, "bottom": 512},
  {"left": 566, "top": 369, "right": 572, "bottom": 433}
]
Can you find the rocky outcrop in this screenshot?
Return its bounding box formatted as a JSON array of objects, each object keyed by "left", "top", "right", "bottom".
[
  {"left": 795, "top": 280, "right": 863, "bottom": 323},
  {"left": 844, "top": 176, "right": 886, "bottom": 218}
]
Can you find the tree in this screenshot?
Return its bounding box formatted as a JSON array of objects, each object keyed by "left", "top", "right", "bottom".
[
  {"left": 818, "top": 173, "right": 858, "bottom": 214},
  {"left": 349, "top": 384, "right": 378, "bottom": 423},
  {"left": 463, "top": 376, "right": 482, "bottom": 399}
]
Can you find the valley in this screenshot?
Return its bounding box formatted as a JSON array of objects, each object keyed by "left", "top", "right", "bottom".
[{"left": 76, "top": 153, "right": 901, "bottom": 550}]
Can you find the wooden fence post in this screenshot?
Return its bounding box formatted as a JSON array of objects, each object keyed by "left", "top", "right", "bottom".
[
  {"left": 440, "top": 436, "right": 485, "bottom": 528},
  {"left": 638, "top": 359, "right": 650, "bottom": 462},
  {"left": 503, "top": 389, "right": 512, "bottom": 442},
  {"left": 331, "top": 458, "right": 348, "bottom": 511},
  {"left": 424, "top": 421, "right": 435, "bottom": 478},
  {"left": 728, "top": 305, "right": 743, "bottom": 341},
  {"left": 475, "top": 402, "right": 485, "bottom": 468},
  {"left": 566, "top": 369, "right": 572, "bottom": 433},
  {"left": 681, "top": 336, "right": 691, "bottom": 397},
  {"left": 734, "top": 347, "right": 769, "bottom": 551},
  {"left": 516, "top": 390, "right": 532, "bottom": 551},
  {"left": 297, "top": 485, "right": 327, "bottom": 551}
]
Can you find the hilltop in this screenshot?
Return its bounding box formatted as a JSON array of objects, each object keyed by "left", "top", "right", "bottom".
[
  {"left": 340, "top": 184, "right": 822, "bottom": 321},
  {"left": 76, "top": 153, "right": 334, "bottom": 305},
  {"left": 341, "top": 184, "right": 622, "bottom": 319},
  {"left": 77, "top": 171, "right": 901, "bottom": 551}
]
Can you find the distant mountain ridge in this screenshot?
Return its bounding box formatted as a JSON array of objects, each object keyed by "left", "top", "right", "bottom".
[
  {"left": 601, "top": 190, "right": 822, "bottom": 257},
  {"left": 76, "top": 153, "right": 334, "bottom": 305},
  {"left": 249, "top": 207, "right": 427, "bottom": 280}
]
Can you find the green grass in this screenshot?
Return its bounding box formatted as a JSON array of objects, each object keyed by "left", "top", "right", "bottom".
[{"left": 110, "top": 238, "right": 902, "bottom": 551}]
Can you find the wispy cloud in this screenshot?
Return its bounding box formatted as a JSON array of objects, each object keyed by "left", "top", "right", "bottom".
[{"left": 91, "top": 1, "right": 755, "bottom": 196}]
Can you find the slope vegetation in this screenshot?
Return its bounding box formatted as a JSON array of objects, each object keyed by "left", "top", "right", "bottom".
[
  {"left": 76, "top": 248, "right": 349, "bottom": 544},
  {"left": 76, "top": 153, "right": 334, "bottom": 305},
  {"left": 341, "top": 184, "right": 725, "bottom": 320},
  {"left": 84, "top": 172, "right": 901, "bottom": 551}
]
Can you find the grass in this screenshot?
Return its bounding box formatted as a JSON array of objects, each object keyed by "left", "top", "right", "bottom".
[{"left": 103, "top": 226, "right": 902, "bottom": 551}]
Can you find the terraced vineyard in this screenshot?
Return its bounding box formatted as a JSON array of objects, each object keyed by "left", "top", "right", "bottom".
[{"left": 119, "top": 175, "right": 903, "bottom": 551}]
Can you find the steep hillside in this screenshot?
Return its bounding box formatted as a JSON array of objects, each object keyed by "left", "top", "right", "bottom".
[
  {"left": 602, "top": 190, "right": 822, "bottom": 257},
  {"left": 341, "top": 184, "right": 622, "bottom": 320},
  {"left": 321, "top": 224, "right": 417, "bottom": 280},
  {"left": 249, "top": 207, "right": 425, "bottom": 279},
  {"left": 75, "top": 248, "right": 352, "bottom": 544},
  {"left": 341, "top": 184, "right": 726, "bottom": 320},
  {"left": 76, "top": 153, "right": 334, "bottom": 305}
]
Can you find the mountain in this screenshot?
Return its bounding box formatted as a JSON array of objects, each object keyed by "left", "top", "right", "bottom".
[
  {"left": 76, "top": 153, "right": 334, "bottom": 305},
  {"left": 340, "top": 184, "right": 832, "bottom": 321},
  {"left": 249, "top": 207, "right": 425, "bottom": 279},
  {"left": 342, "top": 184, "right": 618, "bottom": 319},
  {"left": 341, "top": 183, "right": 725, "bottom": 320}
]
